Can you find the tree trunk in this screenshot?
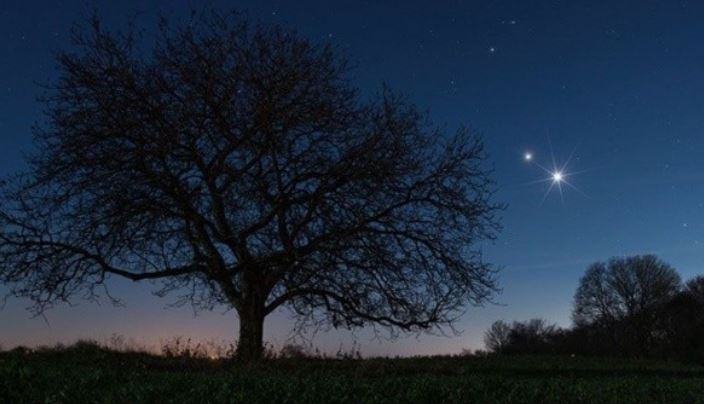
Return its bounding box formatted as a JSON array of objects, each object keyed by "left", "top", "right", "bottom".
[
  {"left": 237, "top": 306, "right": 264, "bottom": 362},
  {"left": 236, "top": 280, "right": 266, "bottom": 362}
]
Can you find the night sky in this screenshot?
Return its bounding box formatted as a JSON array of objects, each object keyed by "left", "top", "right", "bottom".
[{"left": 2, "top": 0, "right": 703, "bottom": 356}]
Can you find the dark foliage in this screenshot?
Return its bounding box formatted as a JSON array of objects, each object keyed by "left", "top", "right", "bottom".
[
  {"left": 0, "top": 9, "right": 502, "bottom": 361},
  {"left": 572, "top": 255, "right": 681, "bottom": 356},
  {"left": 653, "top": 276, "right": 704, "bottom": 361},
  {"left": 484, "top": 319, "right": 565, "bottom": 355},
  {"left": 485, "top": 255, "right": 704, "bottom": 364}
]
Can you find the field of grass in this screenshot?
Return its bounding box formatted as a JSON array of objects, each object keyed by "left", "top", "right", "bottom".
[{"left": 2, "top": 343, "right": 704, "bottom": 403}]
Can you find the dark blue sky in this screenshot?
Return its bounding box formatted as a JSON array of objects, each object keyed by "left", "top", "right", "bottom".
[{"left": 1, "top": 0, "right": 703, "bottom": 356}]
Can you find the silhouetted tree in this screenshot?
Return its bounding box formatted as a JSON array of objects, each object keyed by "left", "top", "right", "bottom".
[
  {"left": 655, "top": 276, "right": 704, "bottom": 362},
  {"left": 484, "top": 320, "right": 511, "bottom": 353},
  {"left": 657, "top": 291, "right": 702, "bottom": 359},
  {"left": 0, "top": 11, "right": 502, "bottom": 361},
  {"left": 572, "top": 255, "right": 680, "bottom": 356},
  {"left": 684, "top": 275, "right": 704, "bottom": 305},
  {"left": 484, "top": 318, "right": 561, "bottom": 354}
]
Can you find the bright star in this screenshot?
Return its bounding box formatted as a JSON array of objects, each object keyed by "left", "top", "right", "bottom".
[{"left": 522, "top": 137, "right": 588, "bottom": 206}]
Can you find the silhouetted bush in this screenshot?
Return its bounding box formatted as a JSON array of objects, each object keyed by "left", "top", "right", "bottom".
[
  {"left": 653, "top": 281, "right": 704, "bottom": 363},
  {"left": 279, "top": 344, "right": 310, "bottom": 359},
  {"left": 484, "top": 319, "right": 563, "bottom": 355}
]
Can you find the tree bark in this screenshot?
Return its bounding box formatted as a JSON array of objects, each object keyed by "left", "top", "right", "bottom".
[
  {"left": 237, "top": 303, "right": 265, "bottom": 362},
  {"left": 236, "top": 271, "right": 266, "bottom": 362}
]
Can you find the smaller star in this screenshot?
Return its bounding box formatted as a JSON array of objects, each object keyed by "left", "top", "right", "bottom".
[{"left": 489, "top": 46, "right": 496, "bottom": 53}]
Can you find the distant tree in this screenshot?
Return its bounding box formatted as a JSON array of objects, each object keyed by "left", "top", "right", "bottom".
[
  {"left": 657, "top": 291, "right": 703, "bottom": 359},
  {"left": 484, "top": 318, "right": 560, "bottom": 355},
  {"left": 684, "top": 276, "right": 704, "bottom": 305},
  {"left": 655, "top": 276, "right": 704, "bottom": 361},
  {"left": 484, "top": 320, "right": 511, "bottom": 353},
  {"left": 572, "top": 255, "right": 681, "bottom": 356},
  {"left": 0, "top": 11, "right": 502, "bottom": 362},
  {"left": 505, "top": 318, "right": 559, "bottom": 354}
]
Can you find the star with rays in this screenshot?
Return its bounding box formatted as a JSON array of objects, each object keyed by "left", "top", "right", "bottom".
[{"left": 523, "top": 142, "right": 588, "bottom": 205}]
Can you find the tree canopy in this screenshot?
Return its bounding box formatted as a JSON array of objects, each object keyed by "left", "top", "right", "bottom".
[
  {"left": 0, "top": 10, "right": 503, "bottom": 361},
  {"left": 572, "top": 255, "right": 680, "bottom": 355}
]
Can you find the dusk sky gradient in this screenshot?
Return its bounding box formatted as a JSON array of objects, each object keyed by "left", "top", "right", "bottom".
[{"left": 2, "top": 0, "right": 704, "bottom": 356}]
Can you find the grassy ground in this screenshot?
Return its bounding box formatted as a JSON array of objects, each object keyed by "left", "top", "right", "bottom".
[{"left": 2, "top": 344, "right": 704, "bottom": 403}]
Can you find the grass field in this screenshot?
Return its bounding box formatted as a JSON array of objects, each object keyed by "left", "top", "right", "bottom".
[{"left": 2, "top": 344, "right": 704, "bottom": 403}]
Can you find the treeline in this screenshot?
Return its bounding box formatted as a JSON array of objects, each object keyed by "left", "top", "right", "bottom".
[{"left": 485, "top": 255, "right": 704, "bottom": 362}]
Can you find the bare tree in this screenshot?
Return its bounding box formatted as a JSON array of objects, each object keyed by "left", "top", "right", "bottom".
[
  {"left": 484, "top": 320, "right": 511, "bottom": 353},
  {"left": 0, "top": 11, "right": 502, "bottom": 361},
  {"left": 572, "top": 262, "right": 620, "bottom": 328},
  {"left": 484, "top": 319, "right": 559, "bottom": 354},
  {"left": 572, "top": 255, "right": 681, "bottom": 355}
]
